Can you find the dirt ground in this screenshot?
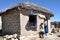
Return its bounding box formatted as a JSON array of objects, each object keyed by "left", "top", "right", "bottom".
[
  {"left": 20, "top": 33, "right": 60, "bottom": 40},
  {"left": 36, "top": 33, "right": 60, "bottom": 40}
]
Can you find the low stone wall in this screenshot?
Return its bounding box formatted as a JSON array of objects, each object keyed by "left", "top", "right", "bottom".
[
  {"left": 3, "top": 34, "right": 19, "bottom": 40},
  {"left": 3, "top": 33, "right": 60, "bottom": 40},
  {"left": 3, "top": 33, "right": 39, "bottom": 40}
]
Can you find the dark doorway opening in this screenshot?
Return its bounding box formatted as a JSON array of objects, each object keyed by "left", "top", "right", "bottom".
[
  {"left": 29, "top": 15, "right": 37, "bottom": 26},
  {"left": 25, "top": 15, "right": 37, "bottom": 31}
]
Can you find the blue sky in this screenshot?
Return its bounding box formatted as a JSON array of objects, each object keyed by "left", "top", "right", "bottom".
[{"left": 0, "top": 0, "right": 60, "bottom": 22}]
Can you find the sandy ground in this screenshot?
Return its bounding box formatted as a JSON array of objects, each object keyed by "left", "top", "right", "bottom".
[
  {"left": 20, "top": 33, "right": 60, "bottom": 40},
  {"left": 37, "top": 34, "right": 60, "bottom": 40}
]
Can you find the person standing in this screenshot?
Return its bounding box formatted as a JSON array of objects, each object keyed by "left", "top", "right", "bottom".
[{"left": 44, "top": 21, "right": 48, "bottom": 36}]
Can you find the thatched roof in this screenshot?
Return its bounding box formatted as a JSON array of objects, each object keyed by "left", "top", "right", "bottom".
[{"left": 0, "top": 2, "right": 54, "bottom": 16}]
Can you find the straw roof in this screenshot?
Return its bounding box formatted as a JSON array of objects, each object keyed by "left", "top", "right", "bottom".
[{"left": 0, "top": 2, "right": 54, "bottom": 16}]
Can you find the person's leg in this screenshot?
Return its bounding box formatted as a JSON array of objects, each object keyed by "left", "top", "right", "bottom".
[
  {"left": 39, "top": 32, "right": 40, "bottom": 37},
  {"left": 39, "top": 32, "right": 42, "bottom": 38},
  {"left": 39, "top": 32, "right": 41, "bottom": 38},
  {"left": 42, "top": 32, "right": 44, "bottom": 38}
]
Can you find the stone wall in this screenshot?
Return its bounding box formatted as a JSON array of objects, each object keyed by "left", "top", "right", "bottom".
[
  {"left": 20, "top": 13, "right": 45, "bottom": 36},
  {"left": 1, "top": 8, "right": 45, "bottom": 36},
  {"left": 1, "top": 9, "right": 20, "bottom": 34},
  {"left": 20, "top": 13, "right": 38, "bottom": 36}
]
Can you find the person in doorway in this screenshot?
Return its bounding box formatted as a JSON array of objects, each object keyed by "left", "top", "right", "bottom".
[
  {"left": 39, "top": 23, "right": 44, "bottom": 38},
  {"left": 44, "top": 20, "right": 48, "bottom": 36}
]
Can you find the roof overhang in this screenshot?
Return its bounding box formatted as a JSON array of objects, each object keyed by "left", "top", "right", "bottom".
[{"left": 0, "top": 2, "right": 54, "bottom": 17}]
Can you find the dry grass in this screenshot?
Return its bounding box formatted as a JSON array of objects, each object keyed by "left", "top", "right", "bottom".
[{"left": 0, "top": 36, "right": 4, "bottom": 40}]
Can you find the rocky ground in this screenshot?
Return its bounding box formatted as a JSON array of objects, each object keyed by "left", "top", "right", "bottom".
[{"left": 20, "top": 33, "right": 60, "bottom": 40}]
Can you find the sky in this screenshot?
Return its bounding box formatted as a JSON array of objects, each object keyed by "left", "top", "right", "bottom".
[{"left": 0, "top": 0, "right": 60, "bottom": 22}]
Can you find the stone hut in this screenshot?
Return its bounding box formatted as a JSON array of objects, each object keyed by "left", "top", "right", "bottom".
[
  {"left": 51, "top": 21, "right": 60, "bottom": 28},
  {"left": 0, "top": 2, "right": 53, "bottom": 35},
  {"left": 51, "top": 21, "right": 60, "bottom": 32}
]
